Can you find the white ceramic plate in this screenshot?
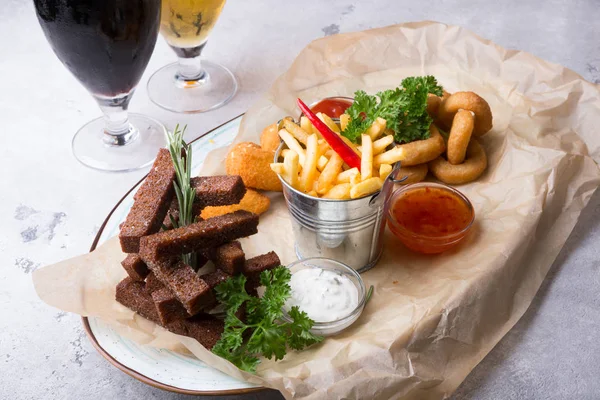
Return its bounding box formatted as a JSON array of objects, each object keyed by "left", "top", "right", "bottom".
[{"left": 83, "top": 115, "right": 265, "bottom": 395}]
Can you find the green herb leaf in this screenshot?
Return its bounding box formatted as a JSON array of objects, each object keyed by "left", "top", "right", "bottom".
[
  {"left": 213, "top": 343, "right": 260, "bottom": 373},
  {"left": 166, "top": 125, "right": 197, "bottom": 266},
  {"left": 232, "top": 348, "right": 262, "bottom": 372},
  {"left": 394, "top": 76, "right": 443, "bottom": 143},
  {"left": 212, "top": 266, "right": 323, "bottom": 373},
  {"left": 257, "top": 268, "right": 292, "bottom": 322},
  {"left": 284, "top": 306, "right": 324, "bottom": 350},
  {"left": 246, "top": 322, "right": 287, "bottom": 361},
  {"left": 341, "top": 76, "right": 443, "bottom": 144},
  {"left": 213, "top": 317, "right": 245, "bottom": 353},
  {"left": 214, "top": 274, "right": 251, "bottom": 315},
  {"left": 343, "top": 90, "right": 377, "bottom": 142}
]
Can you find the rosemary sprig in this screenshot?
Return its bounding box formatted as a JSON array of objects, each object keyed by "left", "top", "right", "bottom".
[{"left": 166, "top": 124, "right": 196, "bottom": 267}]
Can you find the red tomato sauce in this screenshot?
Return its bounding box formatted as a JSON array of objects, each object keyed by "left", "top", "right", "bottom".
[{"left": 310, "top": 98, "right": 353, "bottom": 118}]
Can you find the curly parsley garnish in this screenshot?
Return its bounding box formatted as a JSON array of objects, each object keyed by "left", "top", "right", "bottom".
[
  {"left": 342, "top": 76, "right": 443, "bottom": 144},
  {"left": 211, "top": 266, "right": 323, "bottom": 372}
]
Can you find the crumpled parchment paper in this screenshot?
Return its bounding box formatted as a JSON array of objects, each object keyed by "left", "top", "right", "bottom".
[{"left": 34, "top": 22, "right": 600, "bottom": 399}]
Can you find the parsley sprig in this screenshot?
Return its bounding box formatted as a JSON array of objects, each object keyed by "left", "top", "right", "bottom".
[
  {"left": 342, "top": 76, "right": 443, "bottom": 144},
  {"left": 212, "top": 266, "right": 323, "bottom": 372}
]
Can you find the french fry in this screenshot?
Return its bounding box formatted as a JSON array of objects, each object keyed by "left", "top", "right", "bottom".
[
  {"left": 283, "top": 150, "right": 299, "bottom": 187},
  {"left": 283, "top": 119, "right": 310, "bottom": 145},
  {"left": 279, "top": 129, "right": 306, "bottom": 165},
  {"left": 358, "top": 135, "right": 392, "bottom": 154},
  {"left": 312, "top": 179, "right": 320, "bottom": 193},
  {"left": 318, "top": 140, "right": 330, "bottom": 155},
  {"left": 269, "top": 163, "right": 285, "bottom": 175},
  {"left": 315, "top": 140, "right": 330, "bottom": 172},
  {"left": 299, "top": 134, "right": 319, "bottom": 192},
  {"left": 300, "top": 116, "right": 316, "bottom": 136},
  {"left": 340, "top": 113, "right": 350, "bottom": 131},
  {"left": 360, "top": 134, "right": 373, "bottom": 181},
  {"left": 272, "top": 115, "right": 395, "bottom": 199},
  {"left": 323, "top": 183, "right": 352, "bottom": 199},
  {"left": 317, "top": 155, "right": 329, "bottom": 172},
  {"left": 316, "top": 153, "right": 344, "bottom": 194},
  {"left": 350, "top": 177, "right": 383, "bottom": 199},
  {"left": 372, "top": 135, "right": 394, "bottom": 155},
  {"left": 280, "top": 148, "right": 291, "bottom": 159},
  {"left": 338, "top": 134, "right": 361, "bottom": 156},
  {"left": 317, "top": 112, "right": 340, "bottom": 133},
  {"left": 373, "top": 146, "right": 404, "bottom": 166},
  {"left": 367, "top": 117, "right": 387, "bottom": 140},
  {"left": 336, "top": 167, "right": 359, "bottom": 183},
  {"left": 379, "top": 164, "right": 393, "bottom": 180}
]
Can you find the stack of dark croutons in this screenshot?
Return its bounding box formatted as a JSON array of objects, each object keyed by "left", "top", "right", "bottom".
[{"left": 116, "top": 149, "right": 280, "bottom": 349}]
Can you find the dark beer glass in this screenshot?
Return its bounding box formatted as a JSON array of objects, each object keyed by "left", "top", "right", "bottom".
[{"left": 34, "top": 0, "right": 166, "bottom": 172}]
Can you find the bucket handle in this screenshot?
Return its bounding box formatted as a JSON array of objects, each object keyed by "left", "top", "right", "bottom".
[{"left": 369, "top": 162, "right": 407, "bottom": 207}]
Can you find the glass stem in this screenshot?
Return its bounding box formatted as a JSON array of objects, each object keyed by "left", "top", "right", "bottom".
[
  {"left": 171, "top": 42, "right": 208, "bottom": 84},
  {"left": 96, "top": 92, "right": 138, "bottom": 146},
  {"left": 178, "top": 55, "right": 206, "bottom": 81}
]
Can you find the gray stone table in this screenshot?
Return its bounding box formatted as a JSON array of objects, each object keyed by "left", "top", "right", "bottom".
[{"left": 2, "top": 0, "right": 599, "bottom": 399}]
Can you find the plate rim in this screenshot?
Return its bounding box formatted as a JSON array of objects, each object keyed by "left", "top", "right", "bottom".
[{"left": 82, "top": 113, "right": 268, "bottom": 396}]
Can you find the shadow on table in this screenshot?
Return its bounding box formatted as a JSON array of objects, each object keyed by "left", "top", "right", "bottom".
[{"left": 451, "top": 188, "right": 600, "bottom": 399}]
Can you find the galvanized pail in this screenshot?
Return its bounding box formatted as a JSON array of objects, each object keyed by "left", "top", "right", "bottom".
[{"left": 275, "top": 143, "right": 403, "bottom": 273}]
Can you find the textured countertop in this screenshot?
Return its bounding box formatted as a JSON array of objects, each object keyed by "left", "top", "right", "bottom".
[{"left": 2, "top": 0, "right": 600, "bottom": 399}]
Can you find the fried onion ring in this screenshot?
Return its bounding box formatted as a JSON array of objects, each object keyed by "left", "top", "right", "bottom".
[
  {"left": 396, "top": 164, "right": 428, "bottom": 185},
  {"left": 429, "top": 139, "right": 487, "bottom": 184},
  {"left": 438, "top": 91, "right": 493, "bottom": 136},
  {"left": 447, "top": 110, "right": 475, "bottom": 165},
  {"left": 397, "top": 124, "right": 446, "bottom": 167},
  {"left": 426, "top": 94, "right": 441, "bottom": 118},
  {"left": 441, "top": 90, "right": 451, "bottom": 102}
]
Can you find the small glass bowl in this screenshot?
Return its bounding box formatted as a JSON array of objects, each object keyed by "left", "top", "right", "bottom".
[
  {"left": 281, "top": 257, "right": 366, "bottom": 336},
  {"left": 386, "top": 182, "right": 475, "bottom": 254}
]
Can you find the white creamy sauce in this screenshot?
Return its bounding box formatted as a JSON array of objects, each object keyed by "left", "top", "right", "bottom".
[{"left": 285, "top": 268, "right": 358, "bottom": 323}]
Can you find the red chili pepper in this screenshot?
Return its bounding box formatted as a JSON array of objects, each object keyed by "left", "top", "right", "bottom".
[{"left": 296, "top": 98, "right": 361, "bottom": 170}]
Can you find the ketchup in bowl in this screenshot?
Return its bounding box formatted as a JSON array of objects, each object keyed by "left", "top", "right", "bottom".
[
  {"left": 310, "top": 97, "right": 353, "bottom": 118},
  {"left": 386, "top": 183, "right": 474, "bottom": 254}
]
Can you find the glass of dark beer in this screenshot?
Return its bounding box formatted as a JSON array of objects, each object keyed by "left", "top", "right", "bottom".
[
  {"left": 146, "top": 0, "right": 237, "bottom": 113},
  {"left": 34, "top": 0, "right": 166, "bottom": 172}
]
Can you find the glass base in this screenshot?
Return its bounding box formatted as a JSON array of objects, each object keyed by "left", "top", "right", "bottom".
[
  {"left": 72, "top": 113, "right": 167, "bottom": 172},
  {"left": 147, "top": 60, "right": 237, "bottom": 113}
]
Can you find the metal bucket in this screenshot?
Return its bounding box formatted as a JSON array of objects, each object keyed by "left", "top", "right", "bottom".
[{"left": 275, "top": 142, "right": 404, "bottom": 273}]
